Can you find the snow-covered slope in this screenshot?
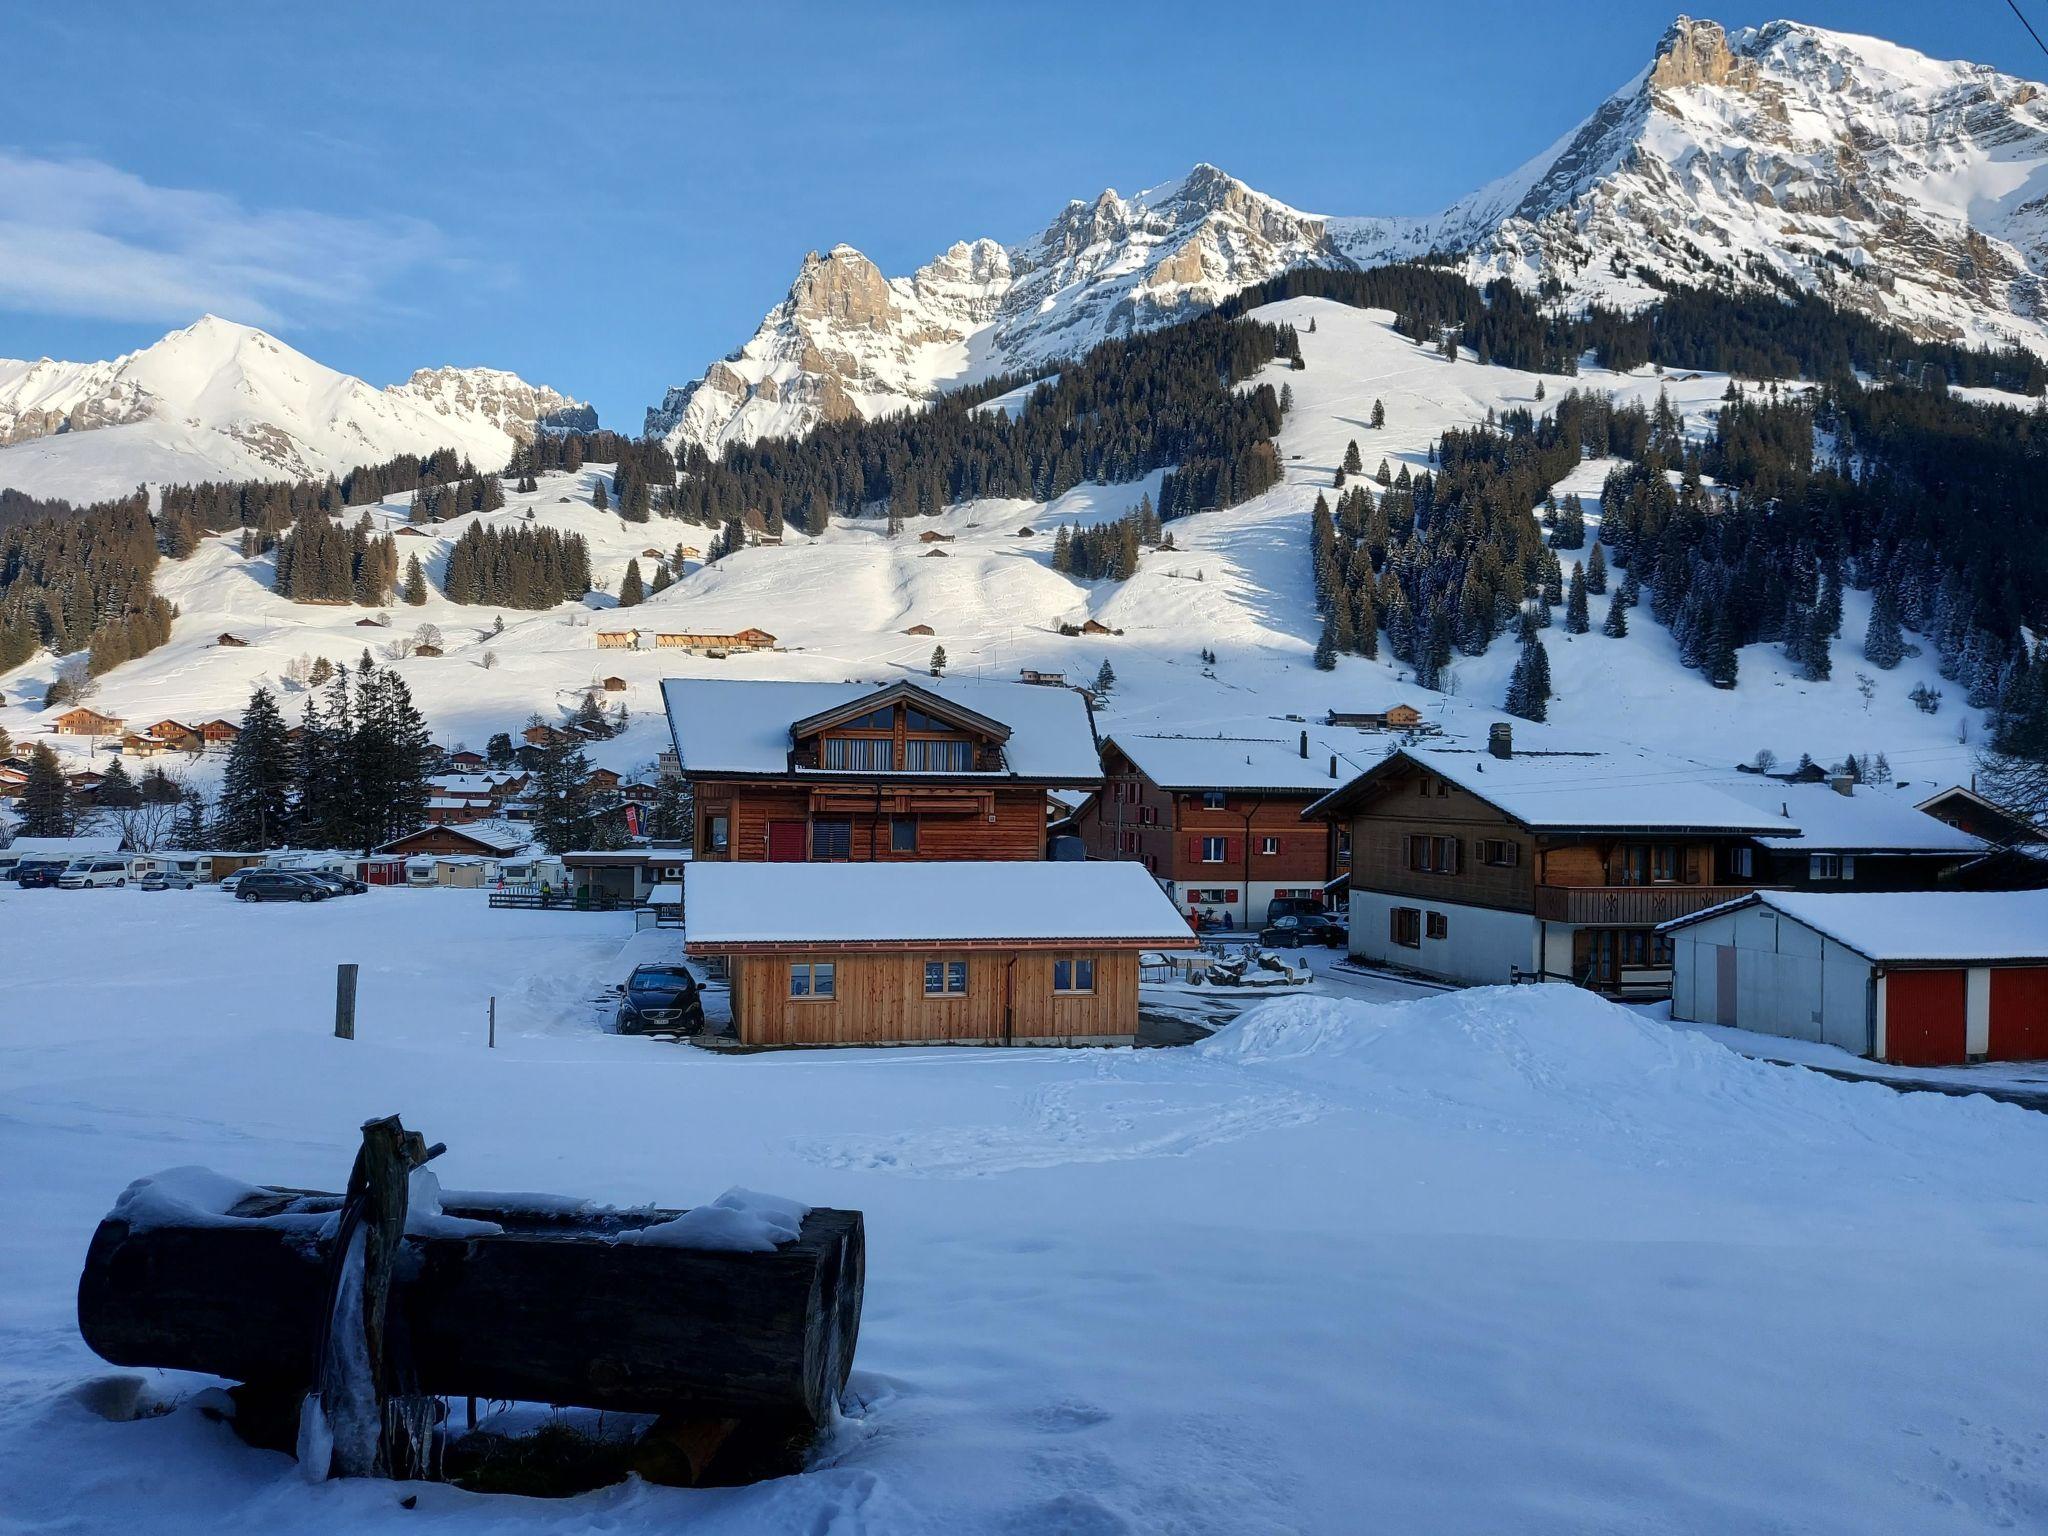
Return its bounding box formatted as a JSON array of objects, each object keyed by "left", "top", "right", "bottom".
[
  {"left": 1364, "top": 17, "right": 2048, "bottom": 353},
  {"left": 0, "top": 317, "right": 590, "bottom": 504},
  {"left": 1, "top": 300, "right": 1981, "bottom": 808},
  {"left": 655, "top": 16, "right": 2048, "bottom": 453}
]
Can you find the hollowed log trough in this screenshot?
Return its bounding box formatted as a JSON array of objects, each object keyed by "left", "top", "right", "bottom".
[{"left": 78, "top": 1185, "right": 865, "bottom": 1433}]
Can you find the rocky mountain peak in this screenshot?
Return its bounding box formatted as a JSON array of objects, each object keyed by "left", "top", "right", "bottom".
[{"left": 1649, "top": 16, "right": 1760, "bottom": 94}]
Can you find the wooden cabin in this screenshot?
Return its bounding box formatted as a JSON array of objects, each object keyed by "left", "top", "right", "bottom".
[
  {"left": 413, "top": 644, "right": 444, "bottom": 658},
  {"left": 51, "top": 707, "right": 123, "bottom": 737},
  {"left": 1074, "top": 733, "right": 1349, "bottom": 928},
  {"left": 653, "top": 628, "right": 777, "bottom": 655},
  {"left": 375, "top": 822, "right": 528, "bottom": 861},
  {"left": 685, "top": 861, "right": 1195, "bottom": 1046},
  {"left": 903, "top": 624, "right": 936, "bottom": 637},
  {"left": 214, "top": 633, "right": 248, "bottom": 648},
  {"left": 145, "top": 720, "right": 203, "bottom": 751},
  {"left": 602, "top": 675, "right": 628, "bottom": 692},
  {"left": 395, "top": 525, "right": 429, "bottom": 537},
  {"left": 596, "top": 629, "right": 641, "bottom": 651},
  {"left": 1327, "top": 703, "right": 1425, "bottom": 731},
  {"left": 1018, "top": 669, "right": 1066, "bottom": 686},
  {"left": 917, "top": 530, "right": 955, "bottom": 543},
  {"left": 662, "top": 676, "right": 1102, "bottom": 864},
  {"left": 199, "top": 719, "right": 241, "bottom": 746}
]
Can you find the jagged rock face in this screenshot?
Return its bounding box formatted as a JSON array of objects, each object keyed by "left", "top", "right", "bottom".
[
  {"left": 1399, "top": 17, "right": 2048, "bottom": 352},
  {"left": 653, "top": 17, "right": 2048, "bottom": 456},
  {"left": 650, "top": 166, "right": 1348, "bottom": 452},
  {"left": 387, "top": 366, "right": 596, "bottom": 442}
]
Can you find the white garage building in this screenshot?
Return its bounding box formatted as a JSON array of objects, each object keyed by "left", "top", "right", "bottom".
[{"left": 1662, "top": 890, "right": 2048, "bottom": 1065}]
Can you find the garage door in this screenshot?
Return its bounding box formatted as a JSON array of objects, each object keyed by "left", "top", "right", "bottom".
[
  {"left": 1883, "top": 969, "right": 1967, "bottom": 1065},
  {"left": 1989, "top": 968, "right": 2048, "bottom": 1062}
]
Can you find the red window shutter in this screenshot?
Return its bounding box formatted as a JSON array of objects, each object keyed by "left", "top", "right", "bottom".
[{"left": 1187, "top": 835, "right": 1204, "bottom": 862}]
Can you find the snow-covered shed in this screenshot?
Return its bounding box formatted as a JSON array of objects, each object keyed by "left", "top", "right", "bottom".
[
  {"left": 685, "top": 860, "right": 1196, "bottom": 1047},
  {"left": 1662, "top": 890, "right": 2048, "bottom": 1064}
]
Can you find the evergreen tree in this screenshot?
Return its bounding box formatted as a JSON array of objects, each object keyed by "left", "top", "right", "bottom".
[
  {"left": 97, "top": 757, "right": 139, "bottom": 808},
  {"left": 215, "top": 684, "right": 293, "bottom": 848},
  {"left": 1585, "top": 541, "right": 1608, "bottom": 595},
  {"left": 402, "top": 555, "right": 428, "bottom": 606},
  {"left": 1862, "top": 584, "right": 1905, "bottom": 669},
  {"left": 930, "top": 645, "right": 947, "bottom": 675},
  {"left": 21, "top": 743, "right": 71, "bottom": 836},
  {"left": 1371, "top": 398, "right": 1385, "bottom": 429},
  {"left": 618, "top": 560, "right": 645, "bottom": 607},
  {"left": 1564, "top": 564, "right": 1589, "bottom": 633},
  {"left": 1314, "top": 612, "right": 1339, "bottom": 671},
  {"left": 591, "top": 477, "right": 610, "bottom": 512},
  {"left": 1505, "top": 635, "right": 1552, "bottom": 722},
  {"left": 1094, "top": 659, "right": 1116, "bottom": 696},
  {"left": 1343, "top": 440, "right": 1363, "bottom": 474},
  {"left": 527, "top": 724, "right": 594, "bottom": 854}
]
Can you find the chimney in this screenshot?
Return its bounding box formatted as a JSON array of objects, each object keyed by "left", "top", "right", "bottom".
[
  {"left": 1329, "top": 754, "right": 1338, "bottom": 779},
  {"left": 1829, "top": 772, "right": 1854, "bottom": 797},
  {"left": 1299, "top": 729, "right": 1309, "bottom": 759},
  {"left": 1489, "top": 723, "right": 1513, "bottom": 760}
]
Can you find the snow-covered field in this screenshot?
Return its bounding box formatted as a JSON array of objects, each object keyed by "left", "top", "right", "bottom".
[
  {"left": 3, "top": 887, "right": 2046, "bottom": 1533},
  {"left": 0, "top": 300, "right": 1983, "bottom": 802}
]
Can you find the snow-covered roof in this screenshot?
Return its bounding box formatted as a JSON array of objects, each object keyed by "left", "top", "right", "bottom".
[
  {"left": 684, "top": 860, "right": 1196, "bottom": 948},
  {"left": 1705, "top": 779, "right": 1985, "bottom": 855},
  {"left": 645, "top": 883, "right": 684, "bottom": 904},
  {"left": 662, "top": 678, "right": 1101, "bottom": 783},
  {"left": 1110, "top": 734, "right": 1352, "bottom": 795},
  {"left": 1309, "top": 742, "right": 1786, "bottom": 833},
  {"left": 428, "top": 774, "right": 499, "bottom": 796},
  {"left": 380, "top": 818, "right": 529, "bottom": 856},
  {"left": 1, "top": 834, "right": 123, "bottom": 859},
  {"left": 1664, "top": 890, "right": 2048, "bottom": 965}
]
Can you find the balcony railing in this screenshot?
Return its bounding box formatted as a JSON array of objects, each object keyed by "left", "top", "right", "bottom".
[{"left": 1532, "top": 883, "right": 1761, "bottom": 927}]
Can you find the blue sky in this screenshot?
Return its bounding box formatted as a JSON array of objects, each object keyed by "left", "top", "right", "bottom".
[{"left": 4, "top": 2, "right": 2044, "bottom": 428}]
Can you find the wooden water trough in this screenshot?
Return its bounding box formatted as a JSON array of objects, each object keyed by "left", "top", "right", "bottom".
[{"left": 77, "top": 1117, "right": 863, "bottom": 1484}]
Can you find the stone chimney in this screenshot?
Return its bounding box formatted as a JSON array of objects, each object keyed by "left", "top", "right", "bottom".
[{"left": 1489, "top": 723, "right": 1513, "bottom": 760}]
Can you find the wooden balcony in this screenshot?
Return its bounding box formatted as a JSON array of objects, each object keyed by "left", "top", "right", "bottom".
[{"left": 1532, "top": 883, "right": 1758, "bottom": 927}]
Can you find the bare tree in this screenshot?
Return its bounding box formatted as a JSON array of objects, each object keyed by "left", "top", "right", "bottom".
[
  {"left": 413, "top": 623, "right": 444, "bottom": 652},
  {"left": 383, "top": 635, "right": 418, "bottom": 661},
  {"left": 283, "top": 655, "right": 313, "bottom": 690}
]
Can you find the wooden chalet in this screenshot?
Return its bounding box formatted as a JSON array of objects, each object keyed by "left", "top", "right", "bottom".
[
  {"left": 1304, "top": 724, "right": 1785, "bottom": 997},
  {"left": 214, "top": 633, "right": 248, "bottom": 648},
  {"left": 662, "top": 676, "right": 1102, "bottom": 864},
  {"left": 446, "top": 750, "right": 487, "bottom": 772},
  {"left": 653, "top": 628, "right": 777, "bottom": 656},
  {"left": 376, "top": 822, "right": 529, "bottom": 860},
  {"left": 1018, "top": 669, "right": 1066, "bottom": 686},
  {"left": 523, "top": 723, "right": 572, "bottom": 748},
  {"left": 199, "top": 719, "right": 241, "bottom": 746},
  {"left": 1916, "top": 785, "right": 2045, "bottom": 847},
  {"left": 601, "top": 675, "right": 628, "bottom": 692},
  {"left": 595, "top": 629, "right": 641, "bottom": 651},
  {"left": 395, "top": 526, "right": 430, "bottom": 537},
  {"left": 147, "top": 720, "right": 204, "bottom": 752},
  {"left": 1074, "top": 733, "right": 1351, "bottom": 928},
  {"left": 916, "top": 530, "right": 955, "bottom": 543},
  {"left": 1326, "top": 703, "right": 1424, "bottom": 732},
  {"left": 50, "top": 707, "right": 123, "bottom": 737},
  {"left": 413, "top": 644, "right": 444, "bottom": 658},
  {"left": 685, "top": 861, "right": 1195, "bottom": 1047}
]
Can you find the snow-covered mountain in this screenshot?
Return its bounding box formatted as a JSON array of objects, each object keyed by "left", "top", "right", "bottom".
[
  {"left": 653, "top": 16, "right": 2048, "bottom": 452},
  {"left": 0, "top": 317, "right": 591, "bottom": 505}
]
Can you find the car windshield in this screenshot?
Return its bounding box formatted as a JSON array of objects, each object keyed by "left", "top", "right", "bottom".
[{"left": 632, "top": 968, "right": 692, "bottom": 989}]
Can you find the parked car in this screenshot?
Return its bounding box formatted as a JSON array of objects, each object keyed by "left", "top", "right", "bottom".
[
  {"left": 217, "top": 869, "right": 250, "bottom": 895},
  {"left": 236, "top": 869, "right": 334, "bottom": 903},
  {"left": 300, "top": 871, "right": 370, "bottom": 896},
  {"left": 58, "top": 856, "right": 135, "bottom": 890},
  {"left": 615, "top": 964, "right": 707, "bottom": 1035},
  {"left": 1260, "top": 914, "right": 1347, "bottom": 949},
  {"left": 11, "top": 860, "right": 66, "bottom": 888},
  {"left": 140, "top": 869, "right": 196, "bottom": 891},
  {"left": 1264, "top": 896, "right": 1328, "bottom": 925}
]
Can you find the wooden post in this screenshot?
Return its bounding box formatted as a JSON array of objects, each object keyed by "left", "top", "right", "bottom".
[
  {"left": 334, "top": 964, "right": 358, "bottom": 1040},
  {"left": 488, "top": 996, "right": 495, "bottom": 1049}
]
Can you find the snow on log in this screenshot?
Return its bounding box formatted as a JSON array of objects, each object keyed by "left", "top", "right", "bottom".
[{"left": 76, "top": 1178, "right": 864, "bottom": 1429}]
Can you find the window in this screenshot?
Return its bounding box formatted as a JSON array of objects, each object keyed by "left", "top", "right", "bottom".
[
  {"left": 1425, "top": 911, "right": 1448, "bottom": 941},
  {"left": 1437, "top": 780, "right": 1450, "bottom": 798},
  {"left": 1405, "top": 835, "right": 1460, "bottom": 874},
  {"left": 1620, "top": 931, "right": 1674, "bottom": 967},
  {"left": 1651, "top": 845, "right": 1680, "bottom": 883},
  {"left": 1809, "top": 853, "right": 1853, "bottom": 880},
  {"left": 1201, "top": 836, "right": 1227, "bottom": 863},
  {"left": 1728, "top": 846, "right": 1753, "bottom": 879},
  {"left": 905, "top": 738, "right": 973, "bottom": 772},
  {"left": 822, "top": 736, "right": 893, "bottom": 771},
  {"left": 902, "top": 708, "right": 949, "bottom": 732},
  {"left": 1479, "top": 839, "right": 1519, "bottom": 867},
  {"left": 924, "top": 959, "right": 968, "bottom": 996},
  {"left": 1202, "top": 791, "right": 1228, "bottom": 811},
  {"left": 890, "top": 816, "right": 917, "bottom": 853},
  {"left": 1052, "top": 956, "right": 1096, "bottom": 993},
  {"left": 789, "top": 961, "right": 836, "bottom": 999},
  {"left": 1259, "top": 836, "right": 1280, "bottom": 856},
  {"left": 812, "top": 820, "right": 852, "bottom": 860},
  {"left": 707, "top": 815, "right": 730, "bottom": 853},
  {"left": 1416, "top": 776, "right": 1432, "bottom": 796},
  {"left": 1619, "top": 845, "right": 1681, "bottom": 885},
  {"left": 1389, "top": 906, "right": 1422, "bottom": 948}
]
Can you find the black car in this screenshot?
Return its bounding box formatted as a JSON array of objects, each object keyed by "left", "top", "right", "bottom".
[
  {"left": 616, "top": 964, "right": 707, "bottom": 1035},
  {"left": 11, "top": 860, "right": 65, "bottom": 888},
  {"left": 1260, "top": 914, "right": 1347, "bottom": 949},
  {"left": 237, "top": 870, "right": 334, "bottom": 903}
]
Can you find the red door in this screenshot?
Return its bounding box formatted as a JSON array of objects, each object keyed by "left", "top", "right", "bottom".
[
  {"left": 1884, "top": 969, "right": 1967, "bottom": 1065},
  {"left": 767, "top": 821, "right": 805, "bottom": 862},
  {"left": 1989, "top": 968, "right": 2048, "bottom": 1061}
]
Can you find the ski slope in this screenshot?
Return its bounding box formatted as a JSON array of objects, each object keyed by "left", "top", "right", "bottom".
[{"left": 0, "top": 299, "right": 1983, "bottom": 799}]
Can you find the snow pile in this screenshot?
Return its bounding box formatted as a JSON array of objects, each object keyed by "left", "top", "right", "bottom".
[
  {"left": 616, "top": 1187, "right": 811, "bottom": 1252},
  {"left": 110, "top": 1166, "right": 277, "bottom": 1231},
  {"left": 402, "top": 1168, "right": 502, "bottom": 1239}
]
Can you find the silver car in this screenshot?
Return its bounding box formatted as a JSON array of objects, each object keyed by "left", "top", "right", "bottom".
[{"left": 141, "top": 870, "right": 195, "bottom": 891}]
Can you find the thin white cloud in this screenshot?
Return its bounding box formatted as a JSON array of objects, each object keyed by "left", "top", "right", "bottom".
[{"left": 0, "top": 149, "right": 454, "bottom": 330}]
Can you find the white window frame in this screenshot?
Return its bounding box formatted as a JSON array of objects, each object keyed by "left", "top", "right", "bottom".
[
  {"left": 1201, "top": 836, "right": 1227, "bottom": 863},
  {"left": 1259, "top": 836, "right": 1279, "bottom": 856}
]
